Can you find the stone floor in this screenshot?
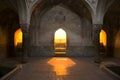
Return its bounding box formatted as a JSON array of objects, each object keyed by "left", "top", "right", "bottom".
[{"left": 11, "top": 57, "right": 114, "bottom": 80}]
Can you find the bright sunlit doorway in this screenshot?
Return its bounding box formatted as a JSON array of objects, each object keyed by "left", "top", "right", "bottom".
[
  {"left": 14, "top": 28, "right": 22, "bottom": 48},
  {"left": 14, "top": 28, "right": 23, "bottom": 57},
  {"left": 54, "top": 28, "right": 67, "bottom": 56},
  {"left": 100, "top": 29, "right": 107, "bottom": 57},
  {"left": 100, "top": 29, "right": 107, "bottom": 47}
]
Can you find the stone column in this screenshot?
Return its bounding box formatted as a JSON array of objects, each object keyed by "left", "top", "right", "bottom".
[
  {"left": 20, "top": 23, "right": 29, "bottom": 63},
  {"left": 93, "top": 24, "right": 103, "bottom": 63}
]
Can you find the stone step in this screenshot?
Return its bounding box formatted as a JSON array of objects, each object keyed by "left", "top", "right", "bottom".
[{"left": 54, "top": 52, "right": 66, "bottom": 54}]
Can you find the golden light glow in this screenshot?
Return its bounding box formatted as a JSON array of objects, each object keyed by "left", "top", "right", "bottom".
[
  {"left": 14, "top": 28, "right": 22, "bottom": 47},
  {"left": 100, "top": 30, "right": 107, "bottom": 46},
  {"left": 47, "top": 57, "right": 75, "bottom": 76},
  {"left": 54, "top": 28, "right": 67, "bottom": 54},
  {"left": 55, "top": 28, "right": 66, "bottom": 40}
]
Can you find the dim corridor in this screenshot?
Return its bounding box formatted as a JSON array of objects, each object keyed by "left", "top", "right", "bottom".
[{"left": 12, "top": 57, "right": 113, "bottom": 80}]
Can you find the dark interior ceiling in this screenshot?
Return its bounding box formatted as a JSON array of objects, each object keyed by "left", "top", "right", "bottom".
[
  {"left": 0, "top": 0, "right": 17, "bottom": 13},
  {"left": 105, "top": 0, "right": 120, "bottom": 16},
  {"left": 32, "top": 0, "right": 92, "bottom": 22},
  {"left": 0, "top": 9, "right": 18, "bottom": 26},
  {"left": 104, "top": 0, "right": 120, "bottom": 30},
  {"left": 0, "top": 0, "right": 19, "bottom": 29},
  {"left": 0, "top": 1, "right": 8, "bottom": 12}
]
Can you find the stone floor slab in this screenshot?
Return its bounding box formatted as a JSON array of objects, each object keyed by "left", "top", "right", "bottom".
[{"left": 11, "top": 57, "right": 113, "bottom": 80}]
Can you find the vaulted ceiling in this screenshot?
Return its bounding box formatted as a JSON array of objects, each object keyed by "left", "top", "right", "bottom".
[
  {"left": 105, "top": 0, "right": 120, "bottom": 17},
  {"left": 32, "top": 0, "right": 92, "bottom": 22},
  {"left": 104, "top": 0, "right": 120, "bottom": 30},
  {"left": 0, "top": 0, "right": 119, "bottom": 25}
]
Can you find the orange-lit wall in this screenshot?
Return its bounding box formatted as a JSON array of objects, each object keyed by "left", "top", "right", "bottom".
[
  {"left": 100, "top": 30, "right": 107, "bottom": 47},
  {"left": 14, "top": 28, "right": 22, "bottom": 47}
]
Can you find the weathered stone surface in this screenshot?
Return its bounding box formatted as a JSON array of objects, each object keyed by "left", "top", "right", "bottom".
[{"left": 29, "top": 5, "right": 93, "bottom": 57}]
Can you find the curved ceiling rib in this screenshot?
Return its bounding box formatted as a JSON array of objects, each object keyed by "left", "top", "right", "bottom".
[{"left": 31, "top": 0, "right": 92, "bottom": 22}]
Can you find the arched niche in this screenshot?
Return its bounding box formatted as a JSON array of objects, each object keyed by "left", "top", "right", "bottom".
[
  {"left": 54, "top": 28, "right": 67, "bottom": 55},
  {"left": 30, "top": 0, "right": 93, "bottom": 22},
  {"left": 14, "top": 28, "right": 23, "bottom": 48},
  {"left": 99, "top": 29, "right": 107, "bottom": 55},
  {"left": 0, "top": 8, "right": 19, "bottom": 58},
  {"left": 29, "top": 3, "right": 93, "bottom": 57},
  {"left": 100, "top": 29, "right": 107, "bottom": 47}
]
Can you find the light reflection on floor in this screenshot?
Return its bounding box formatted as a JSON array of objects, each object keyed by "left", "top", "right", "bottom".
[
  {"left": 11, "top": 57, "right": 114, "bottom": 80},
  {"left": 47, "top": 57, "right": 76, "bottom": 76}
]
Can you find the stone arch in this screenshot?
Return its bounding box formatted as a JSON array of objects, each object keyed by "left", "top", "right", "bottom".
[
  {"left": 30, "top": 0, "right": 93, "bottom": 23},
  {"left": 103, "top": 0, "right": 118, "bottom": 22},
  {"left": 16, "top": 0, "right": 30, "bottom": 24},
  {"left": 100, "top": 29, "right": 107, "bottom": 47},
  {"left": 14, "top": 28, "right": 23, "bottom": 57},
  {"left": 103, "top": 0, "right": 120, "bottom": 57},
  {"left": 0, "top": 8, "right": 19, "bottom": 58},
  {"left": 29, "top": 1, "right": 94, "bottom": 57},
  {"left": 92, "top": 0, "right": 114, "bottom": 24},
  {"left": 99, "top": 29, "right": 107, "bottom": 57},
  {"left": 54, "top": 28, "right": 67, "bottom": 55},
  {"left": 14, "top": 28, "right": 23, "bottom": 48},
  {"left": 53, "top": 27, "right": 70, "bottom": 50}
]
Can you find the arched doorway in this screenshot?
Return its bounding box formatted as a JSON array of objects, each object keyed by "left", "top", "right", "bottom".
[
  {"left": 100, "top": 29, "right": 107, "bottom": 56},
  {"left": 54, "top": 28, "right": 67, "bottom": 55},
  {"left": 14, "top": 28, "right": 23, "bottom": 48},
  {"left": 100, "top": 29, "right": 107, "bottom": 47},
  {"left": 14, "top": 28, "right": 23, "bottom": 56}
]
